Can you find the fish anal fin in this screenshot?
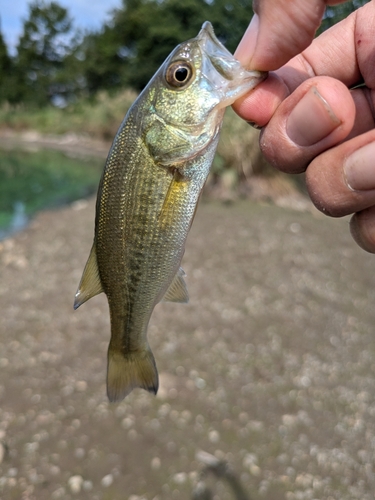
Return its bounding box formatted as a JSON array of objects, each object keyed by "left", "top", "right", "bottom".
[
  {"left": 107, "top": 346, "right": 159, "bottom": 402},
  {"left": 74, "top": 243, "right": 103, "bottom": 310},
  {"left": 162, "top": 267, "right": 189, "bottom": 303}
]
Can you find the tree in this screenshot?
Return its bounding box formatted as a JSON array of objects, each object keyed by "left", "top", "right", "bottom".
[
  {"left": 79, "top": 0, "right": 207, "bottom": 93},
  {"left": 15, "top": 0, "right": 75, "bottom": 106},
  {"left": 204, "top": 0, "right": 254, "bottom": 54},
  {"left": 78, "top": 23, "right": 125, "bottom": 95},
  {"left": 117, "top": 0, "right": 212, "bottom": 90},
  {"left": 0, "top": 30, "right": 11, "bottom": 74},
  {"left": 0, "top": 26, "right": 13, "bottom": 103},
  {"left": 79, "top": 0, "right": 255, "bottom": 93}
]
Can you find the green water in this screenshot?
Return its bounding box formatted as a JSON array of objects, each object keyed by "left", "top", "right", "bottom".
[{"left": 0, "top": 147, "right": 103, "bottom": 237}]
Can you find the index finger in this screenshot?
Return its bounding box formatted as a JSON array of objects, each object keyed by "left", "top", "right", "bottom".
[
  {"left": 278, "top": 8, "right": 362, "bottom": 91},
  {"left": 234, "top": 3, "right": 375, "bottom": 126},
  {"left": 236, "top": 0, "right": 342, "bottom": 71}
]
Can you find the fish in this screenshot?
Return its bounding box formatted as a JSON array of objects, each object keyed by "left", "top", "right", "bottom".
[{"left": 74, "top": 21, "right": 266, "bottom": 402}]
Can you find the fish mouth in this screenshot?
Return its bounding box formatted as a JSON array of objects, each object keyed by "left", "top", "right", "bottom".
[
  {"left": 197, "top": 21, "right": 267, "bottom": 107},
  {"left": 197, "top": 21, "right": 220, "bottom": 42}
]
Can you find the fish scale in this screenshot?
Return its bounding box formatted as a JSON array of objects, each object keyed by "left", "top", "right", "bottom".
[
  {"left": 74, "top": 21, "right": 266, "bottom": 402},
  {"left": 99, "top": 129, "right": 186, "bottom": 344}
]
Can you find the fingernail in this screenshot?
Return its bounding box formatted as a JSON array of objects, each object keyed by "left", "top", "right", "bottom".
[
  {"left": 344, "top": 142, "right": 375, "bottom": 191},
  {"left": 286, "top": 87, "right": 341, "bottom": 147},
  {"left": 247, "top": 121, "right": 262, "bottom": 130},
  {"left": 234, "top": 14, "right": 259, "bottom": 67}
]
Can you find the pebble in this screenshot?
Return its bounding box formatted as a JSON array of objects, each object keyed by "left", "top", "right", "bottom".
[
  {"left": 0, "top": 442, "right": 7, "bottom": 464},
  {"left": 74, "top": 447, "right": 85, "bottom": 459},
  {"left": 52, "top": 487, "right": 66, "bottom": 499},
  {"left": 68, "top": 475, "right": 83, "bottom": 494},
  {"left": 101, "top": 474, "right": 114, "bottom": 487},
  {"left": 83, "top": 480, "right": 93, "bottom": 491},
  {"left": 208, "top": 430, "right": 220, "bottom": 443},
  {"left": 151, "top": 457, "right": 161, "bottom": 471},
  {"left": 75, "top": 380, "right": 87, "bottom": 392},
  {"left": 7, "top": 468, "right": 17, "bottom": 477},
  {"left": 173, "top": 472, "right": 187, "bottom": 484}
]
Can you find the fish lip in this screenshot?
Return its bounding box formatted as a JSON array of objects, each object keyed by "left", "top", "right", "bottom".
[
  {"left": 240, "top": 69, "right": 268, "bottom": 89},
  {"left": 197, "top": 21, "right": 232, "bottom": 61},
  {"left": 196, "top": 21, "right": 267, "bottom": 107},
  {"left": 215, "top": 74, "right": 266, "bottom": 109},
  {"left": 197, "top": 21, "right": 216, "bottom": 41}
]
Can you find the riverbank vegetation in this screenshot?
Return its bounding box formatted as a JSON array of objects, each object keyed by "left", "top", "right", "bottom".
[{"left": 0, "top": 90, "right": 137, "bottom": 140}]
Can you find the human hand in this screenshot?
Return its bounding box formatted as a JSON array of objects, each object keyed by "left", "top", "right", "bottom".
[{"left": 233, "top": 0, "right": 375, "bottom": 253}]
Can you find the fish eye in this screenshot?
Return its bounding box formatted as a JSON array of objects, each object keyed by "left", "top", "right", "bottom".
[{"left": 165, "top": 61, "right": 194, "bottom": 89}]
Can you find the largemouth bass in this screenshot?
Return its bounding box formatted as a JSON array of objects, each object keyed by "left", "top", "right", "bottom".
[{"left": 74, "top": 21, "right": 266, "bottom": 402}]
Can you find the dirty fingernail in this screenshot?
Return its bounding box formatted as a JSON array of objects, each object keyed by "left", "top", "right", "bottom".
[
  {"left": 235, "top": 14, "right": 259, "bottom": 67},
  {"left": 344, "top": 142, "right": 375, "bottom": 191},
  {"left": 247, "top": 121, "right": 262, "bottom": 130},
  {"left": 286, "top": 87, "right": 341, "bottom": 147}
]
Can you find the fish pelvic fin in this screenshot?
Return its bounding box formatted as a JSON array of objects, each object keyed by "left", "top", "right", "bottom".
[
  {"left": 162, "top": 267, "right": 189, "bottom": 303},
  {"left": 106, "top": 345, "right": 159, "bottom": 402},
  {"left": 74, "top": 243, "right": 103, "bottom": 310}
]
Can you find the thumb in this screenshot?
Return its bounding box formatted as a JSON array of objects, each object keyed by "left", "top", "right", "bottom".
[{"left": 235, "top": 0, "right": 345, "bottom": 71}]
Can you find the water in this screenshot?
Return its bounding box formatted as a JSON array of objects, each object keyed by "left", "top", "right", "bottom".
[
  {"left": 0, "top": 202, "right": 28, "bottom": 240},
  {"left": 0, "top": 147, "right": 103, "bottom": 239}
]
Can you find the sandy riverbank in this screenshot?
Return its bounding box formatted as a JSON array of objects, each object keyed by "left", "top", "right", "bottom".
[{"left": 0, "top": 196, "right": 374, "bottom": 499}]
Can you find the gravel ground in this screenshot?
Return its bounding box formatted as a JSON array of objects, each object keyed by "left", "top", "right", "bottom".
[{"left": 1, "top": 197, "right": 375, "bottom": 500}]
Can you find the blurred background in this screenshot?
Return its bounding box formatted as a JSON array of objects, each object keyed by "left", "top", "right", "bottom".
[{"left": 0, "top": 1, "right": 374, "bottom": 499}]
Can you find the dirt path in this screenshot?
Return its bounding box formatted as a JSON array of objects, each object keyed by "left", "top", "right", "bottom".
[{"left": 0, "top": 198, "right": 375, "bottom": 499}]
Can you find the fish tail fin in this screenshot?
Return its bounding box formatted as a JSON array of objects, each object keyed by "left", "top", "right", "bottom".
[{"left": 106, "top": 345, "right": 159, "bottom": 402}]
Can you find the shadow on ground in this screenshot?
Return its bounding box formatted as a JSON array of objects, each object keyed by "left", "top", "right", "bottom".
[{"left": 1, "top": 198, "right": 375, "bottom": 500}]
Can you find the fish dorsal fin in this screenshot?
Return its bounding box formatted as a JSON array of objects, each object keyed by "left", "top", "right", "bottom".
[
  {"left": 74, "top": 243, "right": 103, "bottom": 310},
  {"left": 162, "top": 267, "right": 189, "bottom": 303}
]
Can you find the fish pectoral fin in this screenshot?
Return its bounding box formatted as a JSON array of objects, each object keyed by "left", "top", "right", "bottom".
[
  {"left": 74, "top": 243, "right": 103, "bottom": 310},
  {"left": 158, "top": 169, "right": 188, "bottom": 227},
  {"left": 107, "top": 345, "right": 159, "bottom": 402},
  {"left": 162, "top": 267, "right": 189, "bottom": 303}
]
